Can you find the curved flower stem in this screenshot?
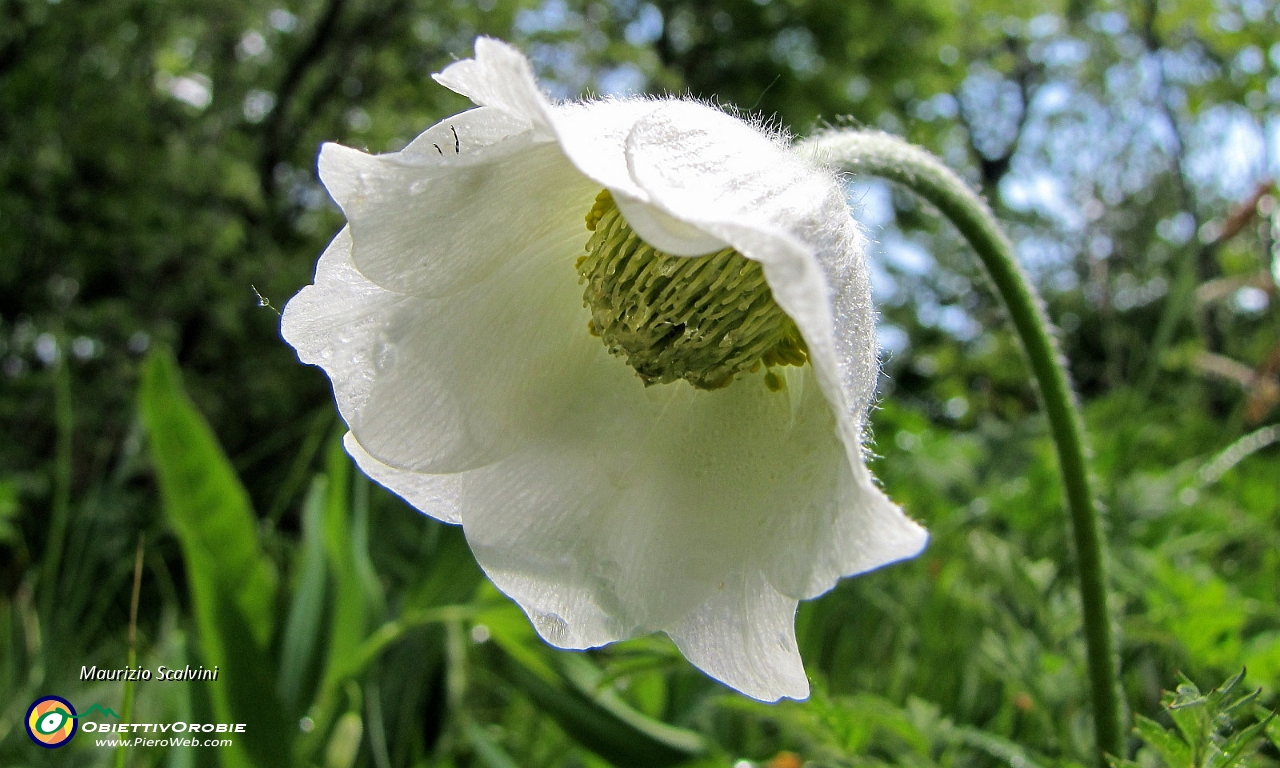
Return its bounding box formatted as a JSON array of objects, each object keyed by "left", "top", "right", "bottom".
[{"left": 799, "top": 130, "right": 1123, "bottom": 766}]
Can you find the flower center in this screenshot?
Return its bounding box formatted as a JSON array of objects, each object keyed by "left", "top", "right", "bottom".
[{"left": 576, "top": 190, "right": 807, "bottom": 391}]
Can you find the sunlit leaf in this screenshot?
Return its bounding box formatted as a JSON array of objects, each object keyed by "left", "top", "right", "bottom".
[{"left": 139, "top": 348, "right": 291, "bottom": 766}]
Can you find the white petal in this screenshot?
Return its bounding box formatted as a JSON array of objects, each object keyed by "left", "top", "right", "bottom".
[
  {"left": 318, "top": 130, "right": 593, "bottom": 299},
  {"left": 434, "top": 39, "right": 661, "bottom": 204},
  {"left": 611, "top": 99, "right": 928, "bottom": 598},
  {"left": 280, "top": 221, "right": 604, "bottom": 474},
  {"left": 432, "top": 37, "right": 554, "bottom": 137},
  {"left": 620, "top": 102, "right": 827, "bottom": 238},
  {"left": 343, "top": 432, "right": 462, "bottom": 524},
  {"left": 665, "top": 570, "right": 808, "bottom": 701},
  {"left": 620, "top": 100, "right": 883, "bottom": 438},
  {"left": 399, "top": 105, "right": 536, "bottom": 158},
  {"left": 610, "top": 194, "right": 727, "bottom": 256},
  {"left": 281, "top": 228, "right": 409, "bottom": 422},
  {"left": 451, "top": 364, "right": 883, "bottom": 676},
  {"left": 764, "top": 459, "right": 927, "bottom": 601},
  {"left": 546, "top": 99, "right": 662, "bottom": 206}
]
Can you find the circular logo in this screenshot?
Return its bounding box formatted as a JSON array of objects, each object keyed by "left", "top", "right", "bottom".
[{"left": 25, "top": 696, "right": 78, "bottom": 748}]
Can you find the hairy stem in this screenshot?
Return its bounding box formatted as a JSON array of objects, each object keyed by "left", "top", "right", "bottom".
[{"left": 799, "top": 130, "right": 1123, "bottom": 766}]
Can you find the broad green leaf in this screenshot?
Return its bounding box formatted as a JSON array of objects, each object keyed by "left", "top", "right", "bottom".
[{"left": 139, "top": 349, "right": 290, "bottom": 767}]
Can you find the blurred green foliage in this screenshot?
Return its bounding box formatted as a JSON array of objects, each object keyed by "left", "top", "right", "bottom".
[{"left": 1, "top": 0, "right": 1278, "bottom": 765}]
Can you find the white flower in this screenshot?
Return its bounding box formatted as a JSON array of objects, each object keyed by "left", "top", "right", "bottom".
[{"left": 282, "top": 37, "right": 927, "bottom": 702}]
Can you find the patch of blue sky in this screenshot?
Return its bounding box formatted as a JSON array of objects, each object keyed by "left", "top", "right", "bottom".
[
  {"left": 1033, "top": 81, "right": 1071, "bottom": 114},
  {"left": 935, "top": 305, "right": 981, "bottom": 341},
  {"left": 597, "top": 64, "right": 646, "bottom": 97},
  {"left": 877, "top": 324, "right": 910, "bottom": 358},
  {"left": 1018, "top": 235, "right": 1078, "bottom": 287},
  {"left": 522, "top": 41, "right": 592, "bottom": 100},
  {"left": 883, "top": 237, "right": 934, "bottom": 277},
  {"left": 1001, "top": 171, "right": 1082, "bottom": 230},
  {"left": 845, "top": 180, "right": 894, "bottom": 229},
  {"left": 1186, "top": 104, "right": 1268, "bottom": 201},
  {"left": 869, "top": 260, "right": 900, "bottom": 305},
  {"left": 960, "top": 63, "right": 1025, "bottom": 159},
  {"left": 914, "top": 92, "right": 958, "bottom": 122},
  {"left": 1160, "top": 44, "right": 1218, "bottom": 87},
  {"left": 1235, "top": 45, "right": 1265, "bottom": 76},
  {"left": 514, "top": 0, "right": 577, "bottom": 34},
  {"left": 624, "top": 4, "right": 663, "bottom": 46},
  {"left": 1039, "top": 38, "right": 1090, "bottom": 69},
  {"left": 1027, "top": 13, "right": 1061, "bottom": 39},
  {"left": 912, "top": 300, "right": 981, "bottom": 341},
  {"left": 1268, "top": 116, "right": 1280, "bottom": 176},
  {"left": 1088, "top": 11, "right": 1128, "bottom": 36}
]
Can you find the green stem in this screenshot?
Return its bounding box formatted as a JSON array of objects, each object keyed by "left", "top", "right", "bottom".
[{"left": 799, "top": 130, "right": 1124, "bottom": 766}]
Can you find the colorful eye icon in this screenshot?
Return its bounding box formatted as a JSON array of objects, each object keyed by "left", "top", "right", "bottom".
[{"left": 25, "top": 696, "right": 78, "bottom": 748}]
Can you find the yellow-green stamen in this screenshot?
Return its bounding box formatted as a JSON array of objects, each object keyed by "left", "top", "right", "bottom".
[{"left": 576, "top": 190, "right": 807, "bottom": 391}]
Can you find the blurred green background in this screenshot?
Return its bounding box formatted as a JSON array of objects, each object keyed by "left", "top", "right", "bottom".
[{"left": 1, "top": 0, "right": 1278, "bottom": 765}]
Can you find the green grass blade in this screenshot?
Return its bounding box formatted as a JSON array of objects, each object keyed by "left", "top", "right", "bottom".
[
  {"left": 558, "top": 654, "right": 708, "bottom": 756},
  {"left": 297, "top": 436, "right": 381, "bottom": 761},
  {"left": 278, "top": 477, "right": 331, "bottom": 710},
  {"left": 464, "top": 720, "right": 523, "bottom": 768},
  {"left": 323, "top": 435, "right": 371, "bottom": 670},
  {"left": 494, "top": 644, "right": 705, "bottom": 768}
]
